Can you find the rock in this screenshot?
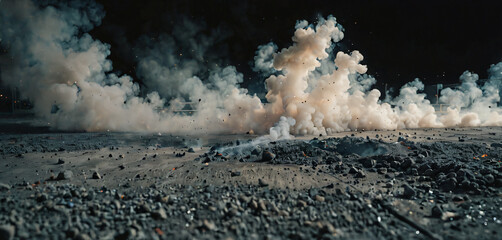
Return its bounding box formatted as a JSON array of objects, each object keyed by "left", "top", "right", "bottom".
[
  {"left": 258, "top": 178, "right": 269, "bottom": 187},
  {"left": 495, "top": 179, "right": 502, "bottom": 188},
  {"left": 56, "top": 170, "right": 73, "bottom": 180},
  {"left": 484, "top": 174, "right": 495, "bottom": 184},
  {"left": 251, "top": 148, "right": 261, "bottom": 156},
  {"left": 417, "top": 164, "right": 431, "bottom": 174},
  {"left": 377, "top": 168, "right": 387, "bottom": 174},
  {"left": 348, "top": 167, "right": 359, "bottom": 174},
  {"left": 152, "top": 208, "right": 167, "bottom": 220},
  {"left": 315, "top": 195, "right": 325, "bottom": 202},
  {"left": 258, "top": 200, "right": 267, "bottom": 211},
  {"left": 321, "top": 222, "right": 337, "bottom": 234},
  {"left": 423, "top": 169, "right": 433, "bottom": 177},
  {"left": 355, "top": 171, "right": 366, "bottom": 178},
  {"left": 309, "top": 188, "right": 319, "bottom": 197},
  {"left": 431, "top": 206, "right": 443, "bottom": 218},
  {"left": 261, "top": 151, "right": 276, "bottom": 162},
  {"left": 362, "top": 158, "right": 376, "bottom": 168},
  {"left": 75, "top": 233, "right": 91, "bottom": 240},
  {"left": 401, "top": 158, "right": 415, "bottom": 169},
  {"left": 446, "top": 172, "right": 457, "bottom": 179},
  {"left": 203, "top": 219, "right": 217, "bottom": 231},
  {"left": 36, "top": 193, "right": 48, "bottom": 202},
  {"left": 491, "top": 143, "right": 502, "bottom": 148},
  {"left": 57, "top": 158, "right": 65, "bottom": 164},
  {"left": 0, "top": 225, "right": 14, "bottom": 240},
  {"left": 137, "top": 204, "right": 152, "bottom": 213},
  {"left": 402, "top": 184, "right": 415, "bottom": 199},
  {"left": 297, "top": 200, "right": 307, "bottom": 208},
  {"left": 440, "top": 178, "right": 457, "bottom": 192},
  {"left": 66, "top": 228, "right": 79, "bottom": 238},
  {"left": 92, "top": 171, "right": 101, "bottom": 179},
  {"left": 390, "top": 161, "right": 401, "bottom": 169},
  {"left": 0, "top": 183, "right": 10, "bottom": 191},
  {"left": 188, "top": 148, "right": 195, "bottom": 153},
  {"left": 231, "top": 171, "right": 241, "bottom": 177}
]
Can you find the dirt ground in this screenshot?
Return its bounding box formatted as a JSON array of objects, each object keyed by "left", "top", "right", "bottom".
[{"left": 1, "top": 116, "right": 501, "bottom": 239}]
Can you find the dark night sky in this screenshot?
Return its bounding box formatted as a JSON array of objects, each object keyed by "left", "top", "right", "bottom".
[{"left": 91, "top": 0, "right": 502, "bottom": 92}]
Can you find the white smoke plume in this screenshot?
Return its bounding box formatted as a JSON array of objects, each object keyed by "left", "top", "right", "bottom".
[
  {"left": 253, "top": 42, "right": 278, "bottom": 76},
  {"left": 1, "top": 0, "right": 501, "bottom": 136},
  {"left": 439, "top": 67, "right": 502, "bottom": 127}
]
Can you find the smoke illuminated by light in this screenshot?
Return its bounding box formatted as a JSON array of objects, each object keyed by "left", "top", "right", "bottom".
[{"left": 0, "top": 0, "right": 501, "bottom": 137}]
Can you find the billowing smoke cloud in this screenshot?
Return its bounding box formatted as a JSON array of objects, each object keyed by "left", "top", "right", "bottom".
[
  {"left": 1, "top": 0, "right": 501, "bottom": 137},
  {"left": 439, "top": 65, "right": 502, "bottom": 127},
  {"left": 253, "top": 42, "right": 278, "bottom": 76}
]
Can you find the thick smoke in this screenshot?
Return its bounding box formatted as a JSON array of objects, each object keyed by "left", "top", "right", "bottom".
[
  {"left": 253, "top": 42, "right": 278, "bottom": 76},
  {"left": 1, "top": 0, "right": 501, "bottom": 137},
  {"left": 0, "top": 0, "right": 167, "bottom": 131}
]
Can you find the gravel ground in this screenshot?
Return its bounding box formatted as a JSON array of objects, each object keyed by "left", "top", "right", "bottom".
[{"left": 1, "top": 120, "right": 502, "bottom": 239}]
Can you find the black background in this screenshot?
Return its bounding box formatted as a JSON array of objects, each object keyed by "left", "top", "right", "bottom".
[{"left": 21, "top": 0, "right": 502, "bottom": 91}]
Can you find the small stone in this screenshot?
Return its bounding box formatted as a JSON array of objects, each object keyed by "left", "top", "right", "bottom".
[
  {"left": 261, "top": 151, "right": 275, "bottom": 162},
  {"left": 188, "top": 148, "right": 195, "bottom": 153},
  {"left": 390, "top": 161, "right": 401, "bottom": 169},
  {"left": 402, "top": 184, "right": 415, "bottom": 199},
  {"left": 75, "top": 233, "right": 91, "bottom": 240},
  {"left": 250, "top": 200, "right": 258, "bottom": 210},
  {"left": 57, "top": 170, "right": 73, "bottom": 180},
  {"left": 309, "top": 188, "right": 319, "bottom": 197},
  {"left": 92, "top": 171, "right": 101, "bottom": 179},
  {"left": 401, "top": 158, "right": 415, "bottom": 169},
  {"left": 446, "top": 172, "right": 457, "bottom": 179},
  {"left": 231, "top": 171, "right": 241, "bottom": 177},
  {"left": 258, "top": 178, "right": 269, "bottom": 187},
  {"left": 377, "top": 168, "right": 387, "bottom": 174},
  {"left": 349, "top": 167, "right": 359, "bottom": 174},
  {"left": 423, "top": 169, "right": 433, "bottom": 176},
  {"left": 152, "top": 208, "right": 167, "bottom": 220},
  {"left": 57, "top": 158, "right": 65, "bottom": 164},
  {"left": 315, "top": 195, "right": 325, "bottom": 202},
  {"left": 322, "top": 222, "right": 337, "bottom": 234},
  {"left": 137, "top": 203, "right": 152, "bottom": 213},
  {"left": 440, "top": 178, "right": 457, "bottom": 192},
  {"left": 258, "top": 200, "right": 267, "bottom": 211},
  {"left": 36, "top": 193, "right": 48, "bottom": 202},
  {"left": 203, "top": 219, "right": 217, "bottom": 231},
  {"left": 355, "top": 171, "right": 366, "bottom": 178},
  {"left": 431, "top": 206, "right": 443, "bottom": 218},
  {"left": 0, "top": 225, "right": 14, "bottom": 240},
  {"left": 484, "top": 174, "right": 495, "bottom": 184},
  {"left": 66, "top": 228, "right": 79, "bottom": 238},
  {"left": 0, "top": 183, "right": 10, "bottom": 191},
  {"left": 362, "top": 158, "right": 376, "bottom": 168},
  {"left": 108, "top": 154, "right": 113, "bottom": 158}
]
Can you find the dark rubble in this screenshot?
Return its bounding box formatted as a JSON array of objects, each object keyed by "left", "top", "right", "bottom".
[{"left": 1, "top": 128, "right": 502, "bottom": 239}]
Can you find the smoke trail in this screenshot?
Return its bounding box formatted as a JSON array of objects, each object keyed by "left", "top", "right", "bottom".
[{"left": 1, "top": 0, "right": 501, "bottom": 136}]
